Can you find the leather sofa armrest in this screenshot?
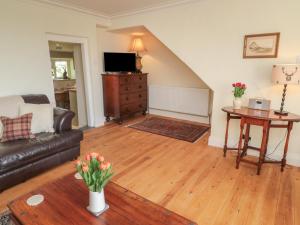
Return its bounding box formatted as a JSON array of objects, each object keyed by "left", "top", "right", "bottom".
[{"left": 53, "top": 107, "right": 75, "bottom": 133}]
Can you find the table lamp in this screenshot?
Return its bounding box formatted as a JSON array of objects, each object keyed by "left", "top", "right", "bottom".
[
  {"left": 131, "top": 37, "right": 146, "bottom": 73},
  {"left": 272, "top": 64, "right": 300, "bottom": 115}
]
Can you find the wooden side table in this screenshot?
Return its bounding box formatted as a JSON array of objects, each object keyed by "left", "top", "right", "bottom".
[{"left": 222, "top": 107, "right": 300, "bottom": 175}]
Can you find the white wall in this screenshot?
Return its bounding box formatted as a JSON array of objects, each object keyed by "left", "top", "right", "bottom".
[
  {"left": 97, "top": 29, "right": 208, "bottom": 87},
  {"left": 0, "top": 0, "right": 110, "bottom": 126},
  {"left": 142, "top": 34, "right": 208, "bottom": 89},
  {"left": 97, "top": 28, "right": 131, "bottom": 53},
  {"left": 111, "top": 0, "right": 300, "bottom": 165},
  {"left": 143, "top": 34, "right": 210, "bottom": 123},
  {"left": 98, "top": 28, "right": 210, "bottom": 122}
]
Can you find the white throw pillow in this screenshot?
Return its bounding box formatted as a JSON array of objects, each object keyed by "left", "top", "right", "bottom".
[{"left": 19, "top": 103, "right": 54, "bottom": 134}]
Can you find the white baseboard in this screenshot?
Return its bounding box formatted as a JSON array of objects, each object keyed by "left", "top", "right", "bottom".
[
  {"left": 93, "top": 117, "right": 105, "bottom": 127},
  {"left": 149, "top": 108, "right": 210, "bottom": 124},
  {"left": 208, "top": 135, "right": 300, "bottom": 167},
  {"left": 208, "top": 136, "right": 238, "bottom": 149}
]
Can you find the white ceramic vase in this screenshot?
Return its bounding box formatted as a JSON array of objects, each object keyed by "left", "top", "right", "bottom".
[
  {"left": 233, "top": 97, "right": 242, "bottom": 109},
  {"left": 89, "top": 189, "right": 105, "bottom": 213}
]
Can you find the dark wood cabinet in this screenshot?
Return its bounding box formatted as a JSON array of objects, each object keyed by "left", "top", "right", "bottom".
[
  {"left": 55, "top": 92, "right": 70, "bottom": 109},
  {"left": 102, "top": 73, "right": 148, "bottom": 123}
]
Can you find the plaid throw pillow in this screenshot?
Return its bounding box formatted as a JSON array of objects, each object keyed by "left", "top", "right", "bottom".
[{"left": 0, "top": 113, "right": 35, "bottom": 142}]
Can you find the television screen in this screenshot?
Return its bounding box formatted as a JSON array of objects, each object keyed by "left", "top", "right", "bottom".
[{"left": 104, "top": 52, "right": 136, "bottom": 72}]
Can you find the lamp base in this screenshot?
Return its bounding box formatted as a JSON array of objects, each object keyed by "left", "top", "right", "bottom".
[
  {"left": 274, "top": 110, "right": 288, "bottom": 116},
  {"left": 275, "top": 84, "right": 289, "bottom": 116},
  {"left": 135, "top": 55, "right": 142, "bottom": 73}
]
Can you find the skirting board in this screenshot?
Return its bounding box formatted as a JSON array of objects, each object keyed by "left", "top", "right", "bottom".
[
  {"left": 149, "top": 108, "right": 210, "bottom": 124},
  {"left": 208, "top": 136, "right": 300, "bottom": 167},
  {"left": 94, "top": 118, "right": 106, "bottom": 128}
]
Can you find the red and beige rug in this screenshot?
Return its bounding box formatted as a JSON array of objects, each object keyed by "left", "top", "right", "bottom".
[
  {"left": 0, "top": 211, "right": 14, "bottom": 225},
  {"left": 129, "top": 117, "right": 210, "bottom": 143}
]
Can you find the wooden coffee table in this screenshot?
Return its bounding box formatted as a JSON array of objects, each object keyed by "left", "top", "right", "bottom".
[{"left": 8, "top": 173, "right": 197, "bottom": 225}]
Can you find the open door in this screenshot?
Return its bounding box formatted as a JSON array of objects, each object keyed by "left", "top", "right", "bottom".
[{"left": 48, "top": 41, "right": 88, "bottom": 129}]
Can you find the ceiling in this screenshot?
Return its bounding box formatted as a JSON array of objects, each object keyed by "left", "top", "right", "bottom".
[{"left": 36, "top": 0, "right": 197, "bottom": 17}]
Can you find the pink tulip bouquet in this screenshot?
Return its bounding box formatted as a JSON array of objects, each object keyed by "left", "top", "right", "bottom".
[{"left": 76, "top": 152, "right": 113, "bottom": 192}]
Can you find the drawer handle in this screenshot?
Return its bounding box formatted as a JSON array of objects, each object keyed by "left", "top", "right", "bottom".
[
  {"left": 126, "top": 97, "right": 129, "bottom": 101},
  {"left": 139, "top": 85, "right": 142, "bottom": 89},
  {"left": 125, "top": 87, "right": 129, "bottom": 91},
  {"left": 139, "top": 77, "right": 142, "bottom": 80},
  {"left": 139, "top": 94, "right": 142, "bottom": 98}
]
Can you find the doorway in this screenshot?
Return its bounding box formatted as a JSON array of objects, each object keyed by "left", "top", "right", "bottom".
[{"left": 48, "top": 41, "right": 88, "bottom": 128}]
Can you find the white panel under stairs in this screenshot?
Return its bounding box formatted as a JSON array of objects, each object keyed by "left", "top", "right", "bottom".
[{"left": 149, "top": 85, "right": 210, "bottom": 117}]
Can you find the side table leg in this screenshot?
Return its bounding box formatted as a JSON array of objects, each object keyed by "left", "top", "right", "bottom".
[
  {"left": 262, "top": 121, "right": 271, "bottom": 162},
  {"left": 257, "top": 121, "right": 269, "bottom": 175},
  {"left": 223, "top": 113, "right": 230, "bottom": 157},
  {"left": 281, "top": 122, "right": 293, "bottom": 172},
  {"left": 241, "top": 124, "right": 251, "bottom": 157},
  {"left": 236, "top": 118, "right": 245, "bottom": 169}
]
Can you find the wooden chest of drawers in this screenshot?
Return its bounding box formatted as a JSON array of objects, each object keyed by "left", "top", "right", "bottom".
[{"left": 102, "top": 73, "right": 148, "bottom": 123}]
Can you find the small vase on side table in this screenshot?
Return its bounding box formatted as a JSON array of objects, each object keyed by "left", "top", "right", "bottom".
[
  {"left": 232, "top": 82, "right": 247, "bottom": 110},
  {"left": 233, "top": 97, "right": 242, "bottom": 109}
]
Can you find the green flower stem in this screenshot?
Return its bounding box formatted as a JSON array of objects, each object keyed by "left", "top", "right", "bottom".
[
  {"left": 233, "top": 87, "right": 246, "bottom": 98},
  {"left": 76, "top": 158, "right": 113, "bottom": 193}
]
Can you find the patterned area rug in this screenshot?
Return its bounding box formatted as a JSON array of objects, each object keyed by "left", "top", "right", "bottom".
[
  {"left": 129, "top": 117, "right": 210, "bottom": 142},
  {"left": 0, "top": 211, "right": 15, "bottom": 225}
]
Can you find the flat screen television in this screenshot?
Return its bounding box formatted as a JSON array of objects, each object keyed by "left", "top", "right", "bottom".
[{"left": 104, "top": 52, "right": 136, "bottom": 73}]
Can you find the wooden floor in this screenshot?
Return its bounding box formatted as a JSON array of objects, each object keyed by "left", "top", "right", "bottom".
[{"left": 1, "top": 116, "right": 300, "bottom": 225}]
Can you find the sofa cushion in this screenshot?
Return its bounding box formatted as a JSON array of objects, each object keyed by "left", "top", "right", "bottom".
[
  {"left": 22, "top": 94, "right": 50, "bottom": 104},
  {"left": 0, "top": 113, "right": 35, "bottom": 142},
  {"left": 0, "top": 130, "right": 83, "bottom": 174},
  {"left": 0, "top": 96, "right": 24, "bottom": 139},
  {"left": 19, "top": 103, "right": 54, "bottom": 134}
]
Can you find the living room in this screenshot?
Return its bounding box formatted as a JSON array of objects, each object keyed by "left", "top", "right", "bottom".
[{"left": 1, "top": 0, "right": 300, "bottom": 224}]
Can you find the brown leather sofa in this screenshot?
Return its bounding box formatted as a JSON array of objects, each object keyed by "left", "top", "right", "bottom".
[{"left": 0, "top": 95, "right": 83, "bottom": 191}]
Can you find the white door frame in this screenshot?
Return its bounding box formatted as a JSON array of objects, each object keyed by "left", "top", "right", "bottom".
[{"left": 46, "top": 33, "right": 94, "bottom": 127}]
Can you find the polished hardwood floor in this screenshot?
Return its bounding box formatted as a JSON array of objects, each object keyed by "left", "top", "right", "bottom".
[{"left": 1, "top": 115, "right": 299, "bottom": 225}]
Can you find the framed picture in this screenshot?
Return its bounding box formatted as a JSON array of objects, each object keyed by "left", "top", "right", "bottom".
[{"left": 243, "top": 32, "right": 280, "bottom": 58}]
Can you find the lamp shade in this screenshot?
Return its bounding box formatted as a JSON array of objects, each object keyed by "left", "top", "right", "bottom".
[
  {"left": 272, "top": 64, "right": 300, "bottom": 85},
  {"left": 131, "top": 37, "right": 146, "bottom": 53}
]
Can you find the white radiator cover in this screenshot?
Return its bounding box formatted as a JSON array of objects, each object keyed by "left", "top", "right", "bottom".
[{"left": 148, "top": 85, "right": 210, "bottom": 117}]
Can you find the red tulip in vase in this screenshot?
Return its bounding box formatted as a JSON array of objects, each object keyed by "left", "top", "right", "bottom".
[{"left": 232, "top": 82, "right": 247, "bottom": 109}]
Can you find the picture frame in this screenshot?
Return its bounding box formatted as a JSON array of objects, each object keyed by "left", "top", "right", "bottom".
[{"left": 243, "top": 32, "right": 280, "bottom": 58}]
